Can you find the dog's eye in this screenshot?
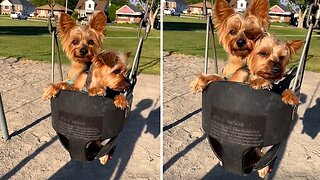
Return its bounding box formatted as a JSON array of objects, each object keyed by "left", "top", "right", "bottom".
[
  {"left": 258, "top": 52, "right": 268, "bottom": 57},
  {"left": 279, "top": 56, "right": 285, "bottom": 61},
  {"left": 88, "top": 40, "right": 94, "bottom": 45},
  {"left": 229, "top": 29, "right": 236, "bottom": 35},
  {"left": 72, "top": 40, "right": 79, "bottom": 45},
  {"left": 113, "top": 69, "right": 121, "bottom": 74}
]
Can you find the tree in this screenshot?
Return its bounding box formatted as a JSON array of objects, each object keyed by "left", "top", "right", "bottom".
[
  {"left": 111, "top": 0, "right": 129, "bottom": 7},
  {"left": 287, "top": 0, "right": 313, "bottom": 28},
  {"left": 269, "top": 0, "right": 280, "bottom": 7}
]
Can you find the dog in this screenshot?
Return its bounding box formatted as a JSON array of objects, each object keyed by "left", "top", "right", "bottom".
[
  {"left": 42, "top": 50, "right": 131, "bottom": 110},
  {"left": 59, "top": 11, "right": 107, "bottom": 79},
  {"left": 247, "top": 34, "right": 304, "bottom": 106},
  {"left": 190, "top": 0, "right": 270, "bottom": 93},
  {"left": 214, "top": 0, "right": 270, "bottom": 78}
]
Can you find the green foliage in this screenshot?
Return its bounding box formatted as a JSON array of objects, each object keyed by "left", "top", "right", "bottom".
[
  {"left": 288, "top": 0, "right": 313, "bottom": 10},
  {"left": 66, "top": 0, "right": 79, "bottom": 10},
  {"left": 107, "top": 5, "right": 120, "bottom": 22},
  {"left": 269, "top": 0, "right": 279, "bottom": 7},
  {"left": 30, "top": 0, "right": 66, "bottom": 7},
  {"left": 185, "top": 0, "right": 204, "bottom": 4},
  {"left": 71, "top": 11, "right": 78, "bottom": 20},
  {"left": 111, "top": 0, "right": 128, "bottom": 7}
]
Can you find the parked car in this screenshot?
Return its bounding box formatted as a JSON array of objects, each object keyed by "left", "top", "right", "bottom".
[
  {"left": 171, "top": 9, "right": 181, "bottom": 17},
  {"left": 164, "top": 8, "right": 172, "bottom": 16},
  {"left": 29, "top": 12, "right": 35, "bottom": 17},
  {"left": 10, "top": 12, "right": 27, "bottom": 20},
  {"left": 182, "top": 9, "right": 189, "bottom": 14}
]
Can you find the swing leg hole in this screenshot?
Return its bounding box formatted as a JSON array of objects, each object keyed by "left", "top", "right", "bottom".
[
  {"left": 243, "top": 147, "right": 262, "bottom": 174},
  {"left": 86, "top": 140, "right": 103, "bottom": 161}
]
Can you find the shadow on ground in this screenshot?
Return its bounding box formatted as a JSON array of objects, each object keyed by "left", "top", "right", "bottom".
[{"left": 48, "top": 98, "right": 159, "bottom": 179}]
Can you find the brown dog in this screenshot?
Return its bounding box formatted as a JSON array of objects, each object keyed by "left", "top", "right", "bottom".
[{"left": 59, "top": 11, "right": 107, "bottom": 79}]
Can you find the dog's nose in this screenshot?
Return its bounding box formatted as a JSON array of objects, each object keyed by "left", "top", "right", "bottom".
[
  {"left": 272, "top": 65, "right": 281, "bottom": 74},
  {"left": 80, "top": 48, "right": 88, "bottom": 56},
  {"left": 236, "top": 38, "right": 246, "bottom": 48}
]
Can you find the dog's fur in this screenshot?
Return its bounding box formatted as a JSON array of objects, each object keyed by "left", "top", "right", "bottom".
[{"left": 59, "top": 11, "right": 107, "bottom": 79}]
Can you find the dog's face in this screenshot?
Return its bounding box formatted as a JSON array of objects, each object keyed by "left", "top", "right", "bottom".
[
  {"left": 59, "top": 11, "right": 107, "bottom": 64},
  {"left": 214, "top": 0, "right": 270, "bottom": 58},
  {"left": 92, "top": 51, "right": 131, "bottom": 91},
  {"left": 247, "top": 35, "right": 304, "bottom": 80}
]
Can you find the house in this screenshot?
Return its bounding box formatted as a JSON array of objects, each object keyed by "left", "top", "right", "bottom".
[
  {"left": 189, "top": 2, "right": 212, "bottom": 15},
  {"left": 163, "top": 0, "right": 188, "bottom": 12},
  {"left": 35, "top": 4, "right": 72, "bottom": 18},
  {"left": 1, "top": 0, "right": 35, "bottom": 15},
  {"left": 115, "top": 4, "right": 142, "bottom": 24},
  {"left": 74, "top": 0, "right": 108, "bottom": 19},
  {"left": 229, "top": 0, "right": 251, "bottom": 12},
  {"left": 269, "top": 4, "right": 292, "bottom": 22}
]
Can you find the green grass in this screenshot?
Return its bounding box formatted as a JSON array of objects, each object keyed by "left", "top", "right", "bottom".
[
  {"left": 164, "top": 16, "right": 320, "bottom": 73},
  {"left": 0, "top": 16, "right": 160, "bottom": 75}
]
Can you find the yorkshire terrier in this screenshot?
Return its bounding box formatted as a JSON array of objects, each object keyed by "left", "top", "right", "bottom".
[
  {"left": 190, "top": 0, "right": 270, "bottom": 93},
  {"left": 59, "top": 11, "right": 107, "bottom": 79},
  {"left": 42, "top": 50, "right": 131, "bottom": 110},
  {"left": 214, "top": 0, "right": 270, "bottom": 78}
]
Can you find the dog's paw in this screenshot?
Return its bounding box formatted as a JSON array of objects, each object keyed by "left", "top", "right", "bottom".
[
  {"left": 88, "top": 87, "right": 106, "bottom": 96},
  {"left": 42, "top": 85, "right": 60, "bottom": 100},
  {"left": 282, "top": 89, "right": 299, "bottom": 106},
  {"left": 99, "top": 154, "right": 109, "bottom": 165},
  {"left": 250, "top": 78, "right": 271, "bottom": 90},
  {"left": 258, "top": 166, "right": 269, "bottom": 179},
  {"left": 190, "top": 74, "right": 223, "bottom": 93},
  {"left": 114, "top": 94, "right": 128, "bottom": 110}
]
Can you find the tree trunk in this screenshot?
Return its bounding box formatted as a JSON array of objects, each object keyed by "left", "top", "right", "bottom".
[
  {"left": 298, "top": 8, "right": 304, "bottom": 28},
  {"left": 148, "top": 6, "right": 160, "bottom": 30}
]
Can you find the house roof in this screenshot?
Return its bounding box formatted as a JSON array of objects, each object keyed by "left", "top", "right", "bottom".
[
  {"left": 166, "top": 0, "right": 188, "bottom": 5},
  {"left": 269, "top": 4, "right": 291, "bottom": 15},
  {"left": 75, "top": 0, "right": 108, "bottom": 11},
  {"left": 6, "top": 0, "right": 34, "bottom": 7},
  {"left": 189, "top": 1, "right": 213, "bottom": 8},
  {"left": 36, "top": 4, "right": 73, "bottom": 12},
  {"left": 116, "top": 4, "right": 142, "bottom": 15}
]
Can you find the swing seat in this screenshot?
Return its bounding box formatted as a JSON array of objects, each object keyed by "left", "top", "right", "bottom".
[
  {"left": 202, "top": 80, "right": 295, "bottom": 175},
  {"left": 51, "top": 88, "right": 133, "bottom": 161}
]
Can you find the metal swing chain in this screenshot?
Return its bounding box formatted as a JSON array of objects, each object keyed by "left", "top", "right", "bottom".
[
  {"left": 292, "top": 0, "right": 320, "bottom": 94},
  {"left": 203, "top": 0, "right": 218, "bottom": 74},
  {"left": 128, "top": 0, "right": 155, "bottom": 85},
  {"left": 48, "top": 0, "right": 63, "bottom": 83}
]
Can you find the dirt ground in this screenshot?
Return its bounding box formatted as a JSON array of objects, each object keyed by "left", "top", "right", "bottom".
[
  {"left": 0, "top": 57, "right": 160, "bottom": 179},
  {"left": 163, "top": 53, "right": 320, "bottom": 180}
]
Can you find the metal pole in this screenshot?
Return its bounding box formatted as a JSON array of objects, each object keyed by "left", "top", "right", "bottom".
[
  {"left": 204, "top": 17, "right": 210, "bottom": 74},
  {"left": 51, "top": 30, "right": 55, "bottom": 83},
  {"left": 65, "top": 0, "right": 68, "bottom": 14},
  {"left": 0, "top": 93, "right": 9, "bottom": 140},
  {"left": 54, "top": 33, "right": 63, "bottom": 81},
  {"left": 209, "top": 17, "right": 218, "bottom": 74}
]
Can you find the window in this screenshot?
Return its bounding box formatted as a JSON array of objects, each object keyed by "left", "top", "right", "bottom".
[
  {"left": 88, "top": 4, "right": 91, "bottom": 8},
  {"left": 4, "top": 6, "right": 9, "bottom": 9},
  {"left": 240, "top": 3, "right": 243, "bottom": 8}
]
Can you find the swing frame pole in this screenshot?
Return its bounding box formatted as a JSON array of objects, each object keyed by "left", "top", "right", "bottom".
[{"left": 0, "top": 93, "right": 9, "bottom": 140}]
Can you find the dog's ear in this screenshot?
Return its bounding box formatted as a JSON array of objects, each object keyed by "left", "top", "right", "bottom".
[
  {"left": 90, "top": 11, "right": 107, "bottom": 35},
  {"left": 286, "top": 40, "right": 305, "bottom": 55},
  {"left": 246, "top": 0, "right": 270, "bottom": 28},
  {"left": 59, "top": 13, "right": 76, "bottom": 35},
  {"left": 214, "top": 0, "right": 235, "bottom": 27}
]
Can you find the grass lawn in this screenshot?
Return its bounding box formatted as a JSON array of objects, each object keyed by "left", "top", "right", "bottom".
[
  {"left": 164, "top": 16, "right": 320, "bottom": 73},
  {"left": 0, "top": 16, "right": 160, "bottom": 75}
]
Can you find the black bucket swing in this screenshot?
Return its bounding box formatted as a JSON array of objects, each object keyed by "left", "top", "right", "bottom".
[
  {"left": 200, "top": 0, "right": 320, "bottom": 176},
  {"left": 48, "top": 2, "right": 153, "bottom": 161}
]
